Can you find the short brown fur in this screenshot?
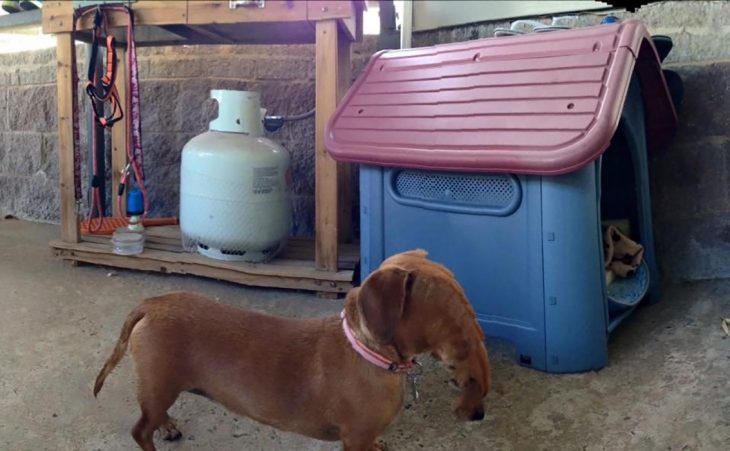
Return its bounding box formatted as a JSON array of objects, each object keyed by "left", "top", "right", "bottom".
[{"left": 95, "top": 250, "right": 491, "bottom": 451}]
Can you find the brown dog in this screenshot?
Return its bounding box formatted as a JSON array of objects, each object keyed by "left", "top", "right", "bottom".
[{"left": 94, "top": 250, "right": 491, "bottom": 450}]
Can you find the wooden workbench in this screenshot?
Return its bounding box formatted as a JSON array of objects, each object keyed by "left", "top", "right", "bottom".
[{"left": 43, "top": 1, "right": 364, "bottom": 294}]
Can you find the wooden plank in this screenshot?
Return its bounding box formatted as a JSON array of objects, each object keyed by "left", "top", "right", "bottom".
[
  {"left": 188, "top": 1, "right": 307, "bottom": 25},
  {"left": 56, "top": 33, "right": 79, "bottom": 243},
  {"left": 43, "top": 1, "right": 187, "bottom": 34},
  {"left": 111, "top": 47, "right": 128, "bottom": 217},
  {"left": 53, "top": 248, "right": 351, "bottom": 293},
  {"left": 51, "top": 239, "right": 353, "bottom": 281},
  {"left": 50, "top": 240, "right": 354, "bottom": 293},
  {"left": 81, "top": 231, "right": 359, "bottom": 268},
  {"left": 83, "top": 234, "right": 183, "bottom": 253},
  {"left": 315, "top": 20, "right": 341, "bottom": 271},
  {"left": 336, "top": 32, "right": 353, "bottom": 244}
]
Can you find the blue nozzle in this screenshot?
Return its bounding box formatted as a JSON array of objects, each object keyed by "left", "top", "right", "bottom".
[
  {"left": 601, "top": 15, "right": 619, "bottom": 25},
  {"left": 127, "top": 189, "right": 144, "bottom": 216}
]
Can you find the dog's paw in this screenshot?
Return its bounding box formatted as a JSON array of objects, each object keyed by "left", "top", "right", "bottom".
[
  {"left": 373, "top": 439, "right": 388, "bottom": 451},
  {"left": 159, "top": 420, "right": 183, "bottom": 441}
]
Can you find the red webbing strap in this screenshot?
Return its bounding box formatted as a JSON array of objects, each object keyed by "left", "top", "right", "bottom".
[{"left": 70, "top": 9, "right": 85, "bottom": 202}]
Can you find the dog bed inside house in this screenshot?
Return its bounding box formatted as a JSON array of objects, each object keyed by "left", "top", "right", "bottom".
[{"left": 325, "top": 20, "right": 677, "bottom": 373}]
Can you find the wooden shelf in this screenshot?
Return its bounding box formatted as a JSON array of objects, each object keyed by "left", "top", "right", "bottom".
[
  {"left": 45, "top": 1, "right": 364, "bottom": 294},
  {"left": 42, "top": 1, "right": 364, "bottom": 46},
  {"left": 51, "top": 226, "right": 357, "bottom": 293}
]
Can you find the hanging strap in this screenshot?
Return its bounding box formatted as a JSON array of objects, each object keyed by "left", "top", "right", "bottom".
[{"left": 71, "top": 4, "right": 148, "bottom": 217}]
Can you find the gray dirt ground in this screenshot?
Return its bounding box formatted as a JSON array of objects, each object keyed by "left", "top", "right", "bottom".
[{"left": 0, "top": 219, "right": 728, "bottom": 451}]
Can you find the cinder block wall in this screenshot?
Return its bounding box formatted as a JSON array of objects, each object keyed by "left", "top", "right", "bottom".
[
  {"left": 0, "top": 38, "right": 376, "bottom": 236},
  {"left": 412, "top": 1, "right": 730, "bottom": 282},
  {"left": 1, "top": 1, "right": 729, "bottom": 281}
]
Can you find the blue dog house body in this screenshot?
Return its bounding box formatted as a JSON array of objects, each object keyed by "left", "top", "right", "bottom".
[{"left": 326, "top": 22, "right": 677, "bottom": 373}]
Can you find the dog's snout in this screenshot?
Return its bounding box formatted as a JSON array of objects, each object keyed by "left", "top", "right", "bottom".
[{"left": 469, "top": 406, "right": 485, "bottom": 422}]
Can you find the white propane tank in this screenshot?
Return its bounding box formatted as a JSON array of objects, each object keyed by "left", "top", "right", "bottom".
[{"left": 180, "top": 90, "right": 292, "bottom": 262}]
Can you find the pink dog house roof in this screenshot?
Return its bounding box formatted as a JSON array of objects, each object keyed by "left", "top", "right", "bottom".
[{"left": 325, "top": 20, "right": 677, "bottom": 175}]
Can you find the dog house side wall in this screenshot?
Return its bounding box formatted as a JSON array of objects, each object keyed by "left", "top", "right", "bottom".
[
  {"left": 541, "top": 162, "right": 608, "bottom": 372},
  {"left": 360, "top": 163, "right": 611, "bottom": 372}
]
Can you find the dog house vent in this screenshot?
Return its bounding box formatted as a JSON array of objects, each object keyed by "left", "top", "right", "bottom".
[{"left": 391, "top": 170, "right": 521, "bottom": 215}]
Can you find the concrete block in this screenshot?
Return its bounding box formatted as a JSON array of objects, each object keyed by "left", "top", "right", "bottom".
[
  {"left": 13, "top": 66, "right": 56, "bottom": 85},
  {"left": 143, "top": 56, "right": 254, "bottom": 80},
  {"left": 143, "top": 163, "right": 180, "bottom": 218},
  {"left": 175, "top": 78, "right": 221, "bottom": 134},
  {"left": 352, "top": 57, "right": 370, "bottom": 81},
  {"left": 204, "top": 57, "right": 257, "bottom": 80},
  {"left": 650, "top": 138, "right": 729, "bottom": 223},
  {"left": 0, "top": 89, "right": 6, "bottom": 131},
  {"left": 255, "top": 58, "right": 314, "bottom": 81},
  {"left": 0, "top": 175, "right": 20, "bottom": 214},
  {"left": 7, "top": 86, "right": 57, "bottom": 132},
  {"left": 142, "top": 132, "right": 183, "bottom": 168},
  {"left": 28, "top": 48, "right": 55, "bottom": 65},
  {"left": 655, "top": 212, "right": 730, "bottom": 281},
  {"left": 291, "top": 194, "right": 314, "bottom": 237},
  {"left": 14, "top": 172, "right": 59, "bottom": 222},
  {"left": 283, "top": 138, "right": 315, "bottom": 196},
  {"left": 41, "top": 134, "right": 59, "bottom": 181},
  {"left": 1, "top": 133, "right": 43, "bottom": 176},
  {"left": 669, "top": 63, "right": 730, "bottom": 142},
  {"left": 662, "top": 31, "right": 730, "bottom": 64},
  {"left": 141, "top": 58, "right": 203, "bottom": 79},
  {"left": 630, "top": 1, "right": 730, "bottom": 29},
  {"left": 140, "top": 81, "right": 182, "bottom": 132},
  {"left": 248, "top": 81, "right": 315, "bottom": 120},
  {"left": 354, "top": 36, "right": 379, "bottom": 56},
  {"left": 222, "top": 44, "right": 315, "bottom": 59},
  {"left": 283, "top": 118, "right": 314, "bottom": 149}
]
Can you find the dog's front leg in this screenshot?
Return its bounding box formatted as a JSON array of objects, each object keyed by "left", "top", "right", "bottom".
[{"left": 342, "top": 432, "right": 387, "bottom": 451}]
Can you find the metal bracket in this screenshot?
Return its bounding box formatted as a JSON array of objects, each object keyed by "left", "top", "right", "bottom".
[
  {"left": 73, "top": 0, "right": 137, "bottom": 9},
  {"left": 229, "top": 0, "right": 265, "bottom": 9}
]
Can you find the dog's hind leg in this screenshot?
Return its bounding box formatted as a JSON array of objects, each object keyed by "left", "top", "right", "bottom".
[
  {"left": 131, "top": 380, "right": 181, "bottom": 451},
  {"left": 158, "top": 416, "right": 182, "bottom": 441}
]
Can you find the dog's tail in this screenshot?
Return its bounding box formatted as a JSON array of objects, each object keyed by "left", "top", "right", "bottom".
[{"left": 93, "top": 306, "right": 146, "bottom": 398}]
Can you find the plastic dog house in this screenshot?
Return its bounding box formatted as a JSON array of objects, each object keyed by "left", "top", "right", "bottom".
[{"left": 325, "top": 21, "right": 677, "bottom": 373}]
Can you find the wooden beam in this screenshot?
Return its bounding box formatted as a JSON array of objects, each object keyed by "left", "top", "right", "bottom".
[
  {"left": 55, "top": 33, "right": 79, "bottom": 243},
  {"left": 43, "top": 1, "right": 188, "bottom": 34},
  {"left": 111, "top": 47, "right": 128, "bottom": 217},
  {"left": 188, "top": 1, "right": 307, "bottom": 25},
  {"left": 315, "top": 20, "right": 342, "bottom": 271},
  {"left": 307, "top": 1, "right": 360, "bottom": 41},
  {"left": 336, "top": 32, "right": 353, "bottom": 244}
]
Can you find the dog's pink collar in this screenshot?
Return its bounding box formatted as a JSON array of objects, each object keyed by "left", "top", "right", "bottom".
[{"left": 340, "top": 310, "right": 414, "bottom": 373}]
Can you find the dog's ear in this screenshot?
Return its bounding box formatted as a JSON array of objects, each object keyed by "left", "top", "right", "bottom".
[{"left": 358, "top": 266, "right": 411, "bottom": 344}]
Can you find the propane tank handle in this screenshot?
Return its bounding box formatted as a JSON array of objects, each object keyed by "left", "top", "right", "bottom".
[{"left": 209, "top": 90, "right": 264, "bottom": 136}]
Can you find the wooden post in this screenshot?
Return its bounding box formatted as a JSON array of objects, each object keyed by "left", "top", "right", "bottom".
[
  {"left": 336, "top": 28, "right": 353, "bottom": 244},
  {"left": 315, "top": 20, "right": 349, "bottom": 271},
  {"left": 111, "top": 47, "right": 128, "bottom": 216},
  {"left": 55, "top": 32, "right": 79, "bottom": 243}
]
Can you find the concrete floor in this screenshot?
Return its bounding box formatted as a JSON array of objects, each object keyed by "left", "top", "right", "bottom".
[{"left": 0, "top": 219, "right": 728, "bottom": 451}]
